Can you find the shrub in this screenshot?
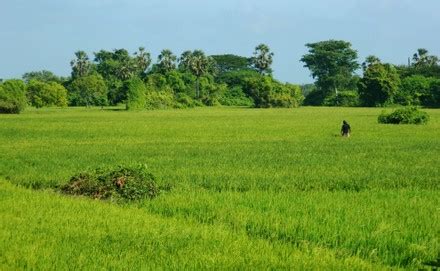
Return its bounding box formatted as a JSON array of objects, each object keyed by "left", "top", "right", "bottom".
[
  {"left": 378, "top": 107, "right": 429, "bottom": 124},
  {"left": 60, "top": 164, "right": 159, "bottom": 201},
  {"left": 0, "top": 79, "right": 27, "bottom": 114}
]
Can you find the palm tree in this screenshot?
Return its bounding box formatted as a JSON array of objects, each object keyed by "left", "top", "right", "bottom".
[
  {"left": 70, "top": 51, "right": 91, "bottom": 78},
  {"left": 117, "top": 60, "right": 135, "bottom": 80},
  {"left": 362, "top": 55, "right": 381, "bottom": 71},
  {"left": 134, "top": 47, "right": 151, "bottom": 75},
  {"left": 178, "top": 50, "right": 211, "bottom": 98},
  {"left": 251, "top": 44, "right": 274, "bottom": 75},
  {"left": 188, "top": 50, "right": 210, "bottom": 98},
  {"left": 412, "top": 48, "right": 439, "bottom": 67},
  {"left": 178, "top": 50, "right": 193, "bottom": 71},
  {"left": 157, "top": 49, "right": 177, "bottom": 74}
]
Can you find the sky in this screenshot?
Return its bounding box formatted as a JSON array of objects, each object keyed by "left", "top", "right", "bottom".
[{"left": 1, "top": 0, "right": 439, "bottom": 84}]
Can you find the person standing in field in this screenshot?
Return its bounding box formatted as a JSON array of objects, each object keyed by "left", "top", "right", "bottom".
[{"left": 341, "top": 120, "right": 351, "bottom": 137}]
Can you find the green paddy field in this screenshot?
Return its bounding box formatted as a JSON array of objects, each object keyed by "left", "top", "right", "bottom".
[{"left": 1, "top": 107, "right": 439, "bottom": 270}]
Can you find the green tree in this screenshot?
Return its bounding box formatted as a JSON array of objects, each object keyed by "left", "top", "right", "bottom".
[
  {"left": 27, "top": 80, "right": 68, "bottom": 108},
  {"left": 68, "top": 74, "right": 108, "bottom": 107},
  {"left": 211, "top": 54, "right": 252, "bottom": 75},
  {"left": 93, "top": 47, "right": 151, "bottom": 105},
  {"left": 424, "top": 79, "right": 440, "bottom": 107},
  {"left": 301, "top": 40, "right": 359, "bottom": 104},
  {"left": 396, "top": 75, "right": 431, "bottom": 105},
  {"left": 358, "top": 63, "right": 400, "bottom": 106},
  {"left": 22, "top": 70, "right": 66, "bottom": 84},
  {"left": 125, "top": 77, "right": 146, "bottom": 110},
  {"left": 70, "top": 51, "right": 92, "bottom": 79},
  {"left": 197, "top": 75, "right": 227, "bottom": 106},
  {"left": 179, "top": 50, "right": 212, "bottom": 98},
  {"left": 217, "top": 69, "right": 260, "bottom": 87},
  {"left": 362, "top": 55, "right": 381, "bottom": 71},
  {"left": 0, "top": 79, "right": 27, "bottom": 113},
  {"left": 164, "top": 70, "right": 195, "bottom": 96},
  {"left": 133, "top": 47, "right": 152, "bottom": 76},
  {"left": 178, "top": 51, "right": 193, "bottom": 71},
  {"left": 251, "top": 44, "right": 274, "bottom": 75},
  {"left": 157, "top": 49, "right": 177, "bottom": 74},
  {"left": 244, "top": 76, "right": 303, "bottom": 108},
  {"left": 412, "top": 48, "right": 439, "bottom": 68}
]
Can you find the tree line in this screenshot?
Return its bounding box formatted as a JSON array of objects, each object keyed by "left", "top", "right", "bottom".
[
  {"left": 1, "top": 40, "right": 439, "bottom": 113},
  {"left": 0, "top": 44, "right": 303, "bottom": 113},
  {"left": 301, "top": 41, "right": 440, "bottom": 107}
]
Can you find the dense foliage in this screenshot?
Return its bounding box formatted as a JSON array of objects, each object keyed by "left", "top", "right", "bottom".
[
  {"left": 0, "top": 79, "right": 27, "bottom": 113},
  {"left": 3, "top": 40, "right": 439, "bottom": 112},
  {"left": 68, "top": 74, "right": 108, "bottom": 106},
  {"left": 358, "top": 63, "right": 401, "bottom": 106},
  {"left": 244, "top": 76, "right": 303, "bottom": 108},
  {"left": 27, "top": 80, "right": 68, "bottom": 108},
  {"left": 301, "top": 40, "right": 359, "bottom": 105},
  {"left": 125, "top": 77, "right": 146, "bottom": 110},
  {"left": 301, "top": 41, "right": 440, "bottom": 107},
  {"left": 378, "top": 107, "right": 429, "bottom": 124}
]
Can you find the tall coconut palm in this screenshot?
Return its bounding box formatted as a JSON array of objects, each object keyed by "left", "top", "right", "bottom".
[
  {"left": 362, "top": 55, "right": 381, "bottom": 71},
  {"left": 134, "top": 47, "right": 151, "bottom": 75},
  {"left": 178, "top": 50, "right": 193, "bottom": 71},
  {"left": 412, "top": 48, "right": 439, "bottom": 67},
  {"left": 188, "top": 50, "right": 210, "bottom": 98},
  {"left": 117, "top": 60, "right": 136, "bottom": 81},
  {"left": 251, "top": 44, "right": 274, "bottom": 75},
  {"left": 70, "top": 51, "right": 91, "bottom": 79},
  {"left": 177, "top": 50, "right": 211, "bottom": 98},
  {"left": 157, "top": 49, "right": 177, "bottom": 74}
]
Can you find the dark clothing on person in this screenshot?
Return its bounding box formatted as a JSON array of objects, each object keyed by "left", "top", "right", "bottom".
[{"left": 341, "top": 121, "right": 351, "bottom": 137}]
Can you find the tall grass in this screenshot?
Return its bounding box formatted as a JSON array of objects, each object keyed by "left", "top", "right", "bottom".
[{"left": 1, "top": 106, "right": 439, "bottom": 269}]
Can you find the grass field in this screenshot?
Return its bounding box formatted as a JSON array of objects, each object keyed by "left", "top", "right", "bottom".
[{"left": 1, "top": 106, "right": 439, "bottom": 269}]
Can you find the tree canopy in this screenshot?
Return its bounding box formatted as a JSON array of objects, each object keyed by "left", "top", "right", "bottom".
[{"left": 301, "top": 40, "right": 359, "bottom": 104}]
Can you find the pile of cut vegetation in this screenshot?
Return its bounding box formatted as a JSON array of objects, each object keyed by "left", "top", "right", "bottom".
[
  {"left": 378, "top": 107, "right": 429, "bottom": 124},
  {"left": 60, "top": 164, "right": 159, "bottom": 201}
]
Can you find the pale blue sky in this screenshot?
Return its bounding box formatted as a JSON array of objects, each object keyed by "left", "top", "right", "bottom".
[{"left": 1, "top": 0, "right": 439, "bottom": 83}]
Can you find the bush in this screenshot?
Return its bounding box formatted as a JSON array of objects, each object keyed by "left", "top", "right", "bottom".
[
  {"left": 0, "top": 79, "right": 27, "bottom": 114},
  {"left": 60, "top": 164, "right": 159, "bottom": 201},
  {"left": 378, "top": 107, "right": 429, "bottom": 124}
]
